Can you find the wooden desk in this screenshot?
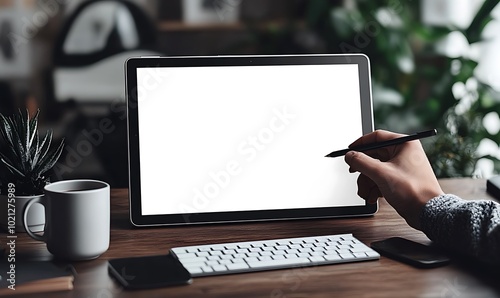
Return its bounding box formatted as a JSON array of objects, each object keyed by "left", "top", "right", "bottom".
[{"left": 7, "top": 178, "right": 500, "bottom": 297}]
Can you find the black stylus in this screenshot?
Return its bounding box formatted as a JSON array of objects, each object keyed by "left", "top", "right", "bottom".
[{"left": 325, "top": 129, "right": 437, "bottom": 158}]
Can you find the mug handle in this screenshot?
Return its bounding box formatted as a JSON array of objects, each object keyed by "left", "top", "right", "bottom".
[{"left": 23, "top": 196, "right": 46, "bottom": 242}]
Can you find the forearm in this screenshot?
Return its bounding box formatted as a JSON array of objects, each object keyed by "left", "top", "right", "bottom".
[{"left": 420, "top": 194, "right": 500, "bottom": 264}]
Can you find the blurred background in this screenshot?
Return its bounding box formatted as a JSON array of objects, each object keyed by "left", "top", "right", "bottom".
[{"left": 1, "top": 0, "right": 499, "bottom": 188}]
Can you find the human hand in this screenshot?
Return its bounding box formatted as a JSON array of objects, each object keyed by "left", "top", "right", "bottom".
[{"left": 344, "top": 130, "right": 444, "bottom": 230}]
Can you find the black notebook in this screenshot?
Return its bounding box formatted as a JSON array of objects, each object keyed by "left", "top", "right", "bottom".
[{"left": 0, "top": 261, "right": 74, "bottom": 296}]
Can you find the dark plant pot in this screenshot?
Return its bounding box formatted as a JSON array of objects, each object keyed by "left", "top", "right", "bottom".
[{"left": 0, "top": 194, "right": 45, "bottom": 233}]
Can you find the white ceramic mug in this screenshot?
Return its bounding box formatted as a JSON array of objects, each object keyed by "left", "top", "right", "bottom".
[{"left": 22, "top": 180, "right": 110, "bottom": 261}]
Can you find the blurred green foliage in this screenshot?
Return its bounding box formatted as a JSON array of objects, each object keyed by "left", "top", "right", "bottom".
[{"left": 246, "top": 0, "right": 500, "bottom": 178}]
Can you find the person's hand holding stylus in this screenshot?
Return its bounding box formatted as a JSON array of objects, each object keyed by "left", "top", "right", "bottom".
[
  {"left": 325, "top": 129, "right": 437, "bottom": 157},
  {"left": 343, "top": 130, "right": 444, "bottom": 230}
]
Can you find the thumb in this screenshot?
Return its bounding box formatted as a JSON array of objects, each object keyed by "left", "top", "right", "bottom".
[{"left": 344, "top": 151, "right": 388, "bottom": 184}]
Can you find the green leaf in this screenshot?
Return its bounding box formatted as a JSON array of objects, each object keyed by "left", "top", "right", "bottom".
[
  {"left": 0, "top": 150, "right": 17, "bottom": 173},
  {"left": 23, "top": 109, "right": 30, "bottom": 157},
  {"left": 28, "top": 109, "right": 39, "bottom": 149},
  {"left": 0, "top": 157, "right": 25, "bottom": 178},
  {"left": 413, "top": 24, "right": 452, "bottom": 42},
  {"left": 33, "top": 139, "right": 65, "bottom": 177},
  {"left": 465, "top": 0, "right": 500, "bottom": 43},
  {"left": 36, "top": 129, "right": 53, "bottom": 166},
  {"left": 30, "top": 132, "right": 40, "bottom": 171}
]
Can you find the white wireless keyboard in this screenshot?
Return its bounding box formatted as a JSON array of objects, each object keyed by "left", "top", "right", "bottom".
[{"left": 170, "top": 233, "right": 379, "bottom": 277}]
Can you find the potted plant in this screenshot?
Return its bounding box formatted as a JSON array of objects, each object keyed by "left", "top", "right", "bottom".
[{"left": 0, "top": 109, "right": 64, "bottom": 232}]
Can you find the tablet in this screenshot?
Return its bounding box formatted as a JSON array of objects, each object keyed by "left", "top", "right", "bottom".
[{"left": 126, "top": 54, "right": 376, "bottom": 226}]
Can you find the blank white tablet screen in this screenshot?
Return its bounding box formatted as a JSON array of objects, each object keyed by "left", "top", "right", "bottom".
[{"left": 136, "top": 64, "right": 366, "bottom": 215}]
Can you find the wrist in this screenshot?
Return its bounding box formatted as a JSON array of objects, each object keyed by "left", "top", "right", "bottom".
[{"left": 406, "top": 189, "right": 444, "bottom": 230}]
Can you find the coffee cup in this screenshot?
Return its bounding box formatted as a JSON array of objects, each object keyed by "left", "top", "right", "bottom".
[{"left": 22, "top": 179, "right": 110, "bottom": 261}]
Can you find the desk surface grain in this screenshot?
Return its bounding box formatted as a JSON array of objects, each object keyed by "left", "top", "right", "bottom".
[{"left": 7, "top": 178, "right": 500, "bottom": 297}]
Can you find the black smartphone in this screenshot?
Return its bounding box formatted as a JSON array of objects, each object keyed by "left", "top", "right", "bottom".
[
  {"left": 487, "top": 175, "right": 500, "bottom": 200},
  {"left": 108, "top": 254, "right": 192, "bottom": 289},
  {"left": 371, "top": 237, "right": 450, "bottom": 268}
]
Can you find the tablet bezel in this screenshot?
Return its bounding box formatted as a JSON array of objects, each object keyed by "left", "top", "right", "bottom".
[{"left": 126, "top": 54, "right": 376, "bottom": 226}]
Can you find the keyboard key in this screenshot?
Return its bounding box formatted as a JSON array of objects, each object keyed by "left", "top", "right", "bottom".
[
  {"left": 245, "top": 257, "right": 259, "bottom": 263},
  {"left": 210, "top": 250, "right": 224, "bottom": 256},
  {"left": 219, "top": 259, "right": 233, "bottom": 265},
  {"left": 366, "top": 251, "right": 380, "bottom": 258},
  {"left": 226, "top": 263, "right": 250, "bottom": 270},
  {"left": 246, "top": 252, "right": 260, "bottom": 257},
  {"left": 354, "top": 252, "right": 368, "bottom": 258},
  {"left": 205, "top": 260, "right": 219, "bottom": 266},
  {"left": 201, "top": 266, "right": 214, "bottom": 273},
  {"left": 238, "top": 243, "right": 252, "bottom": 248},
  {"left": 310, "top": 251, "right": 325, "bottom": 256},
  {"left": 189, "top": 267, "right": 204, "bottom": 274},
  {"left": 325, "top": 254, "right": 342, "bottom": 261},
  {"left": 276, "top": 241, "right": 291, "bottom": 245},
  {"left": 212, "top": 265, "right": 228, "bottom": 272},
  {"left": 340, "top": 253, "right": 356, "bottom": 260},
  {"left": 181, "top": 257, "right": 207, "bottom": 263},
  {"left": 309, "top": 256, "right": 326, "bottom": 263},
  {"left": 247, "top": 258, "right": 310, "bottom": 269},
  {"left": 232, "top": 258, "right": 246, "bottom": 263},
  {"left": 224, "top": 249, "right": 236, "bottom": 255},
  {"left": 273, "top": 250, "right": 287, "bottom": 255},
  {"left": 272, "top": 255, "right": 286, "bottom": 260},
  {"left": 209, "top": 244, "right": 227, "bottom": 251}
]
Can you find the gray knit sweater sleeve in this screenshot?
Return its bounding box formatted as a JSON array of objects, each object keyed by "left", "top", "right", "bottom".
[{"left": 420, "top": 194, "right": 500, "bottom": 264}]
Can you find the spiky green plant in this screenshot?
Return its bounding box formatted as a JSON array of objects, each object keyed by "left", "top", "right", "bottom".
[{"left": 0, "top": 109, "right": 65, "bottom": 196}]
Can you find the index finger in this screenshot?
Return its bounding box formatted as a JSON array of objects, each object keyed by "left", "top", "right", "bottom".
[{"left": 349, "top": 130, "right": 406, "bottom": 148}]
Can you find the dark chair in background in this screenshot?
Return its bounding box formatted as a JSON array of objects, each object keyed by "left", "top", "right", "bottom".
[
  {"left": 46, "top": 0, "right": 161, "bottom": 187},
  {"left": 0, "top": 82, "right": 15, "bottom": 116}
]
